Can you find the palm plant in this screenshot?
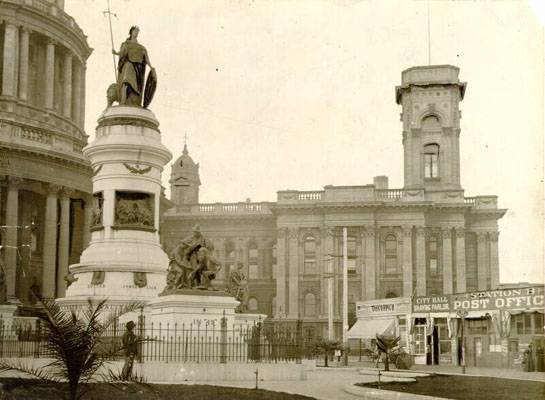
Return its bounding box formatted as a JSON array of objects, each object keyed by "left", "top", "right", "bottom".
[
  {"left": 0, "top": 296, "right": 145, "bottom": 400},
  {"left": 375, "top": 334, "right": 400, "bottom": 372},
  {"left": 313, "top": 338, "right": 343, "bottom": 367}
]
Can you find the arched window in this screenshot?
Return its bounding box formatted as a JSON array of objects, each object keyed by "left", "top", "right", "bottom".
[
  {"left": 304, "top": 236, "right": 316, "bottom": 274},
  {"left": 248, "top": 297, "right": 258, "bottom": 311},
  {"left": 421, "top": 115, "right": 441, "bottom": 130},
  {"left": 384, "top": 235, "right": 399, "bottom": 275},
  {"left": 424, "top": 143, "right": 439, "bottom": 178},
  {"left": 304, "top": 293, "right": 316, "bottom": 317}
]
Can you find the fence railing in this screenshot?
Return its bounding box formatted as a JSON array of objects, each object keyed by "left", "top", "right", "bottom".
[{"left": 0, "top": 318, "right": 318, "bottom": 364}]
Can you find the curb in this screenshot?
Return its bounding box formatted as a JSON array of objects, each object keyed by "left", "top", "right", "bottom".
[
  {"left": 409, "top": 369, "right": 545, "bottom": 383},
  {"left": 343, "top": 384, "right": 444, "bottom": 400}
]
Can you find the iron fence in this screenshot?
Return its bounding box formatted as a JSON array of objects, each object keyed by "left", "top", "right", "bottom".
[{"left": 0, "top": 316, "right": 320, "bottom": 364}]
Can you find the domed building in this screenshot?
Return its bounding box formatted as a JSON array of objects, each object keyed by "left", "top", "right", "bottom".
[{"left": 0, "top": 0, "right": 92, "bottom": 305}]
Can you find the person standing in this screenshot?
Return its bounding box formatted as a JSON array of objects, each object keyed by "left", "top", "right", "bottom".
[{"left": 121, "top": 321, "right": 138, "bottom": 380}]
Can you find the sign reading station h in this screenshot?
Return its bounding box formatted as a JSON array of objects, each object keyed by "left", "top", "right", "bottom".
[
  {"left": 452, "top": 287, "right": 543, "bottom": 312},
  {"left": 412, "top": 286, "right": 544, "bottom": 313}
]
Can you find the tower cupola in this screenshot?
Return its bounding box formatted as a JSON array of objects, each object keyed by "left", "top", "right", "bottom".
[{"left": 169, "top": 144, "right": 201, "bottom": 205}]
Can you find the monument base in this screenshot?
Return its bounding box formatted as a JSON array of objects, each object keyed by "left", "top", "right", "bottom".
[{"left": 148, "top": 291, "right": 240, "bottom": 330}]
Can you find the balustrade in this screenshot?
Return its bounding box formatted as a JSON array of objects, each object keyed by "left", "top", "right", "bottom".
[{"left": 375, "top": 189, "right": 403, "bottom": 200}]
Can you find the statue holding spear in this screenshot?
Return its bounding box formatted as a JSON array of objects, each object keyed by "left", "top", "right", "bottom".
[{"left": 104, "top": 1, "right": 157, "bottom": 108}]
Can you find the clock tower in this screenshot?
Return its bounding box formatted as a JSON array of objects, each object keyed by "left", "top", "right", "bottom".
[
  {"left": 396, "top": 65, "right": 467, "bottom": 191},
  {"left": 169, "top": 144, "right": 201, "bottom": 205}
]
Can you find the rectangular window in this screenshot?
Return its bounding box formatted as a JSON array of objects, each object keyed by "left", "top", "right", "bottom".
[
  {"left": 535, "top": 313, "right": 544, "bottom": 334},
  {"left": 468, "top": 319, "right": 488, "bottom": 335},
  {"left": 249, "top": 263, "right": 259, "bottom": 280},
  {"left": 347, "top": 258, "right": 357, "bottom": 274},
  {"left": 399, "top": 317, "right": 407, "bottom": 348},
  {"left": 508, "top": 339, "right": 519, "bottom": 353},
  {"left": 424, "top": 153, "right": 438, "bottom": 178},
  {"left": 304, "top": 261, "right": 316, "bottom": 274},
  {"left": 430, "top": 259, "right": 438, "bottom": 277},
  {"left": 271, "top": 263, "right": 277, "bottom": 279},
  {"left": 524, "top": 314, "right": 532, "bottom": 335},
  {"left": 249, "top": 248, "right": 258, "bottom": 259},
  {"left": 414, "top": 325, "right": 426, "bottom": 355},
  {"left": 515, "top": 315, "right": 524, "bottom": 335}
]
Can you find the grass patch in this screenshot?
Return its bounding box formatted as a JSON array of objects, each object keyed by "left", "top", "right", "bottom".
[
  {"left": 356, "top": 374, "right": 545, "bottom": 400},
  {"left": 0, "top": 379, "right": 317, "bottom": 400}
]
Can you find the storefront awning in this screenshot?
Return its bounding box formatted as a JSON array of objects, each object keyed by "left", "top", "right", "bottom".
[{"left": 348, "top": 318, "right": 395, "bottom": 340}]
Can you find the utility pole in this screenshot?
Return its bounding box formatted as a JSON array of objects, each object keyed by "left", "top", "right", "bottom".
[
  {"left": 324, "top": 254, "right": 334, "bottom": 341},
  {"left": 457, "top": 309, "right": 468, "bottom": 374},
  {"left": 342, "top": 227, "right": 348, "bottom": 366}
]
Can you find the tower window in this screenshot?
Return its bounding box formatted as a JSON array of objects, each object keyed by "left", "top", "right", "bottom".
[{"left": 424, "top": 144, "right": 439, "bottom": 178}]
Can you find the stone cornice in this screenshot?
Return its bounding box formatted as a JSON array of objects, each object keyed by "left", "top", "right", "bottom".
[{"left": 0, "top": 141, "right": 90, "bottom": 169}]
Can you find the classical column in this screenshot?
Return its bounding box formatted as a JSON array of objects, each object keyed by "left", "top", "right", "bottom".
[
  {"left": 42, "top": 184, "right": 60, "bottom": 299},
  {"left": 5, "top": 178, "right": 21, "bottom": 300},
  {"left": 45, "top": 40, "right": 55, "bottom": 109},
  {"left": 415, "top": 227, "right": 426, "bottom": 296},
  {"left": 364, "top": 226, "right": 376, "bottom": 300},
  {"left": 287, "top": 228, "right": 299, "bottom": 318},
  {"left": 62, "top": 52, "right": 73, "bottom": 117},
  {"left": 18, "top": 27, "right": 30, "bottom": 100},
  {"left": 359, "top": 229, "right": 366, "bottom": 300},
  {"left": 56, "top": 188, "right": 73, "bottom": 297},
  {"left": 402, "top": 226, "right": 413, "bottom": 297},
  {"left": 79, "top": 63, "right": 86, "bottom": 127},
  {"left": 442, "top": 228, "right": 453, "bottom": 294},
  {"left": 2, "top": 22, "right": 19, "bottom": 97},
  {"left": 82, "top": 195, "right": 92, "bottom": 249},
  {"left": 72, "top": 60, "right": 82, "bottom": 123},
  {"left": 455, "top": 228, "right": 466, "bottom": 293},
  {"left": 476, "top": 232, "right": 488, "bottom": 290},
  {"left": 489, "top": 232, "right": 500, "bottom": 289},
  {"left": 275, "top": 228, "right": 287, "bottom": 318}
]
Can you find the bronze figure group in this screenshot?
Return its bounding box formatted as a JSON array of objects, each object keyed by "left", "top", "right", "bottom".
[{"left": 163, "top": 225, "right": 248, "bottom": 309}]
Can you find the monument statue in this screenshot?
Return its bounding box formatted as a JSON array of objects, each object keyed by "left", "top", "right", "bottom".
[
  {"left": 162, "top": 224, "right": 220, "bottom": 292},
  {"left": 109, "top": 26, "right": 157, "bottom": 108},
  {"left": 188, "top": 247, "right": 222, "bottom": 290},
  {"left": 227, "top": 262, "right": 248, "bottom": 312}
]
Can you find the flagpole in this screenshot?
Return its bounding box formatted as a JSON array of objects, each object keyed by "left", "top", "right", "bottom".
[{"left": 104, "top": 0, "right": 118, "bottom": 81}]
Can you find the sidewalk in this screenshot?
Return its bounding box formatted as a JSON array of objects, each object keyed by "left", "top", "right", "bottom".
[{"left": 346, "top": 359, "right": 545, "bottom": 382}]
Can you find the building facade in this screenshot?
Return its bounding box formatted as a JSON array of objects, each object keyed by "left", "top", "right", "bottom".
[
  {"left": 349, "top": 286, "right": 543, "bottom": 370},
  {"left": 0, "top": 0, "right": 92, "bottom": 305},
  {"left": 162, "top": 65, "right": 506, "bottom": 338}
]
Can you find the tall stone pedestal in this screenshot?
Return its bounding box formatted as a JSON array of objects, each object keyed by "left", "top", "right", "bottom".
[
  {"left": 58, "top": 106, "right": 172, "bottom": 309},
  {"left": 148, "top": 290, "right": 240, "bottom": 330}
]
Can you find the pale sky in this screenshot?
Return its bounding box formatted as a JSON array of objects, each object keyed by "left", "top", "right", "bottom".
[{"left": 65, "top": 0, "right": 544, "bottom": 285}]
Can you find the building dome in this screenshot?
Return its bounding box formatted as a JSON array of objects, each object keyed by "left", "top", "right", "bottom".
[{"left": 0, "top": 0, "right": 92, "bottom": 304}]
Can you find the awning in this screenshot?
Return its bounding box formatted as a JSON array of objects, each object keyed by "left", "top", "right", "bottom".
[{"left": 348, "top": 318, "right": 395, "bottom": 340}]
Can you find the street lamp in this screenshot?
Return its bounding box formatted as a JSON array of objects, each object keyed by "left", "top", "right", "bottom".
[{"left": 456, "top": 309, "right": 468, "bottom": 374}]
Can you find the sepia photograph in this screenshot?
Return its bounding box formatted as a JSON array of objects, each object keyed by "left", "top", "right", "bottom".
[{"left": 0, "top": 0, "right": 543, "bottom": 399}]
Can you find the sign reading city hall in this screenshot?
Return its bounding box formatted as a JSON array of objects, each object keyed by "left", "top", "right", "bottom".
[{"left": 413, "top": 286, "right": 544, "bottom": 313}]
